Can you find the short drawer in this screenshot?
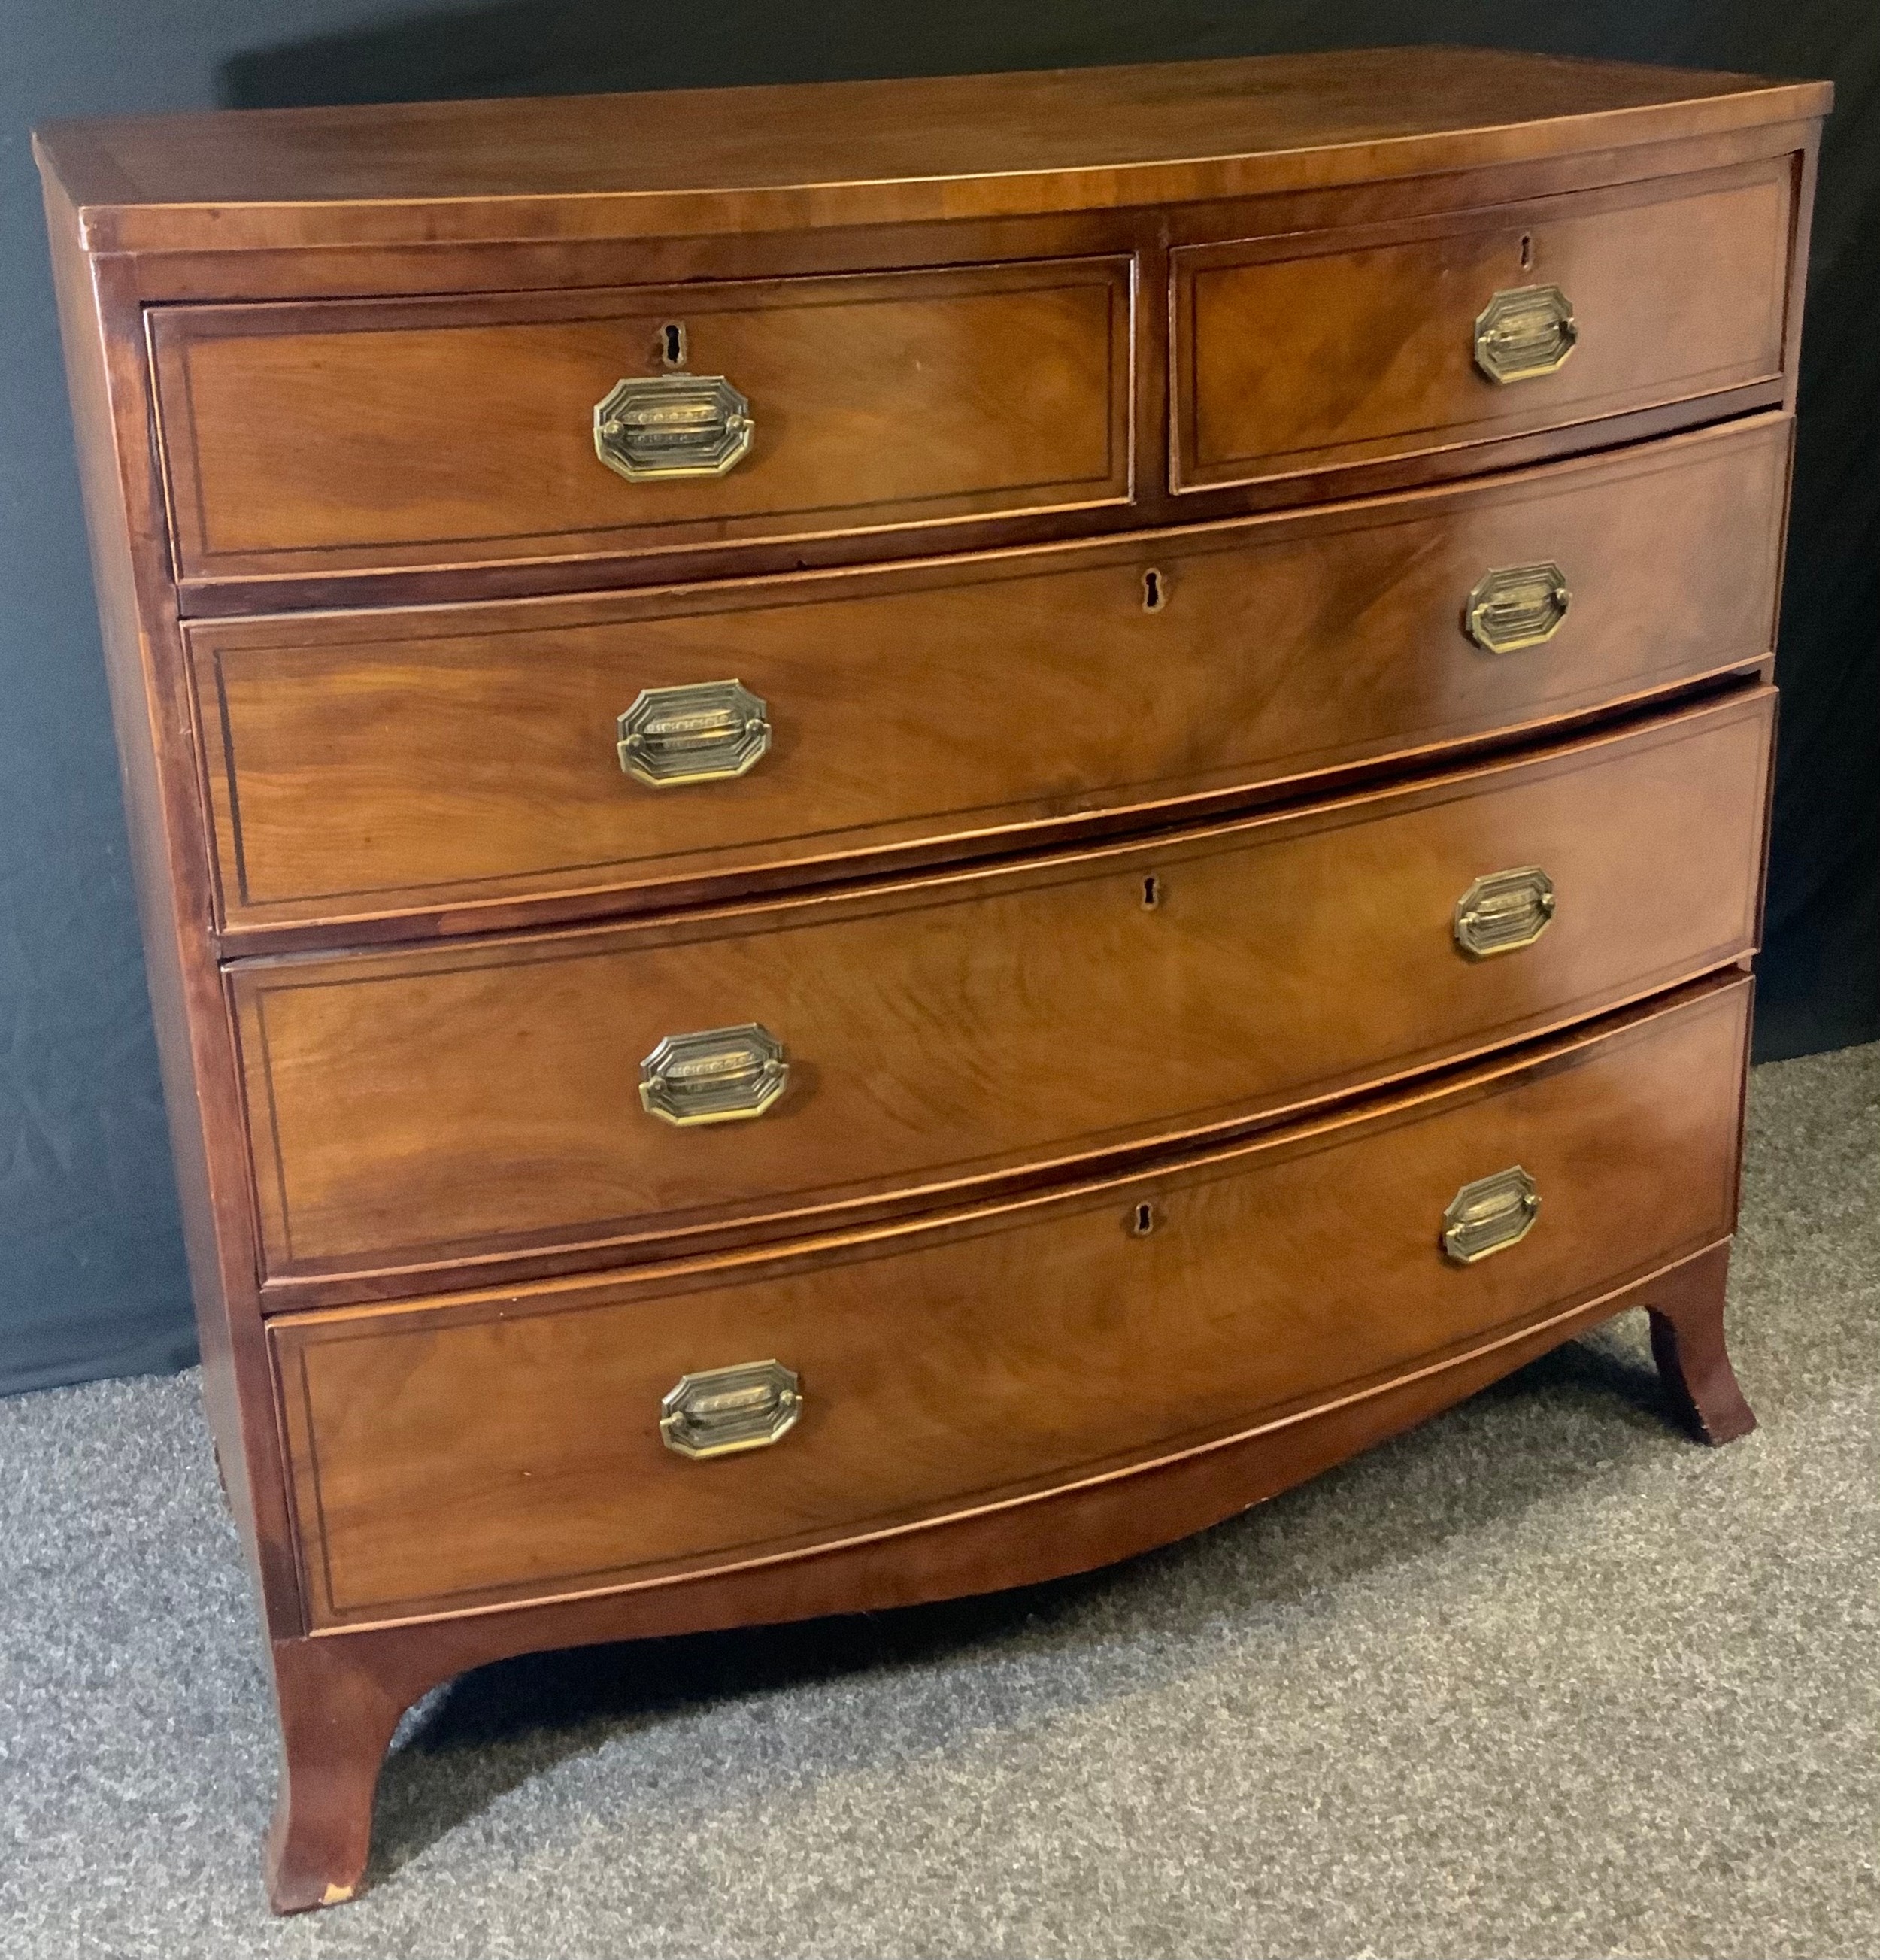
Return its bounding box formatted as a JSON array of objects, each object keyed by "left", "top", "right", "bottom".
[
  {"left": 1172, "top": 156, "right": 1795, "bottom": 493},
  {"left": 192, "top": 414, "right": 1789, "bottom": 942},
  {"left": 271, "top": 977, "right": 1750, "bottom": 1626},
  {"left": 232, "top": 690, "right": 1772, "bottom": 1297},
  {"left": 150, "top": 257, "right": 1133, "bottom": 586}
]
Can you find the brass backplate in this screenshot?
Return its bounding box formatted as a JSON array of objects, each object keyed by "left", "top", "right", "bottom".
[
  {"left": 660, "top": 1360, "right": 802, "bottom": 1460},
  {"left": 1464, "top": 563, "right": 1572, "bottom": 654},
  {"left": 640, "top": 1023, "right": 789, "bottom": 1126},
  {"left": 594, "top": 372, "right": 754, "bottom": 481},
  {"left": 618, "top": 679, "right": 771, "bottom": 787},
  {"left": 1442, "top": 1166, "right": 1542, "bottom": 1264},
  {"left": 1473, "top": 284, "right": 1578, "bottom": 384},
  {"left": 1454, "top": 866, "right": 1556, "bottom": 959}
]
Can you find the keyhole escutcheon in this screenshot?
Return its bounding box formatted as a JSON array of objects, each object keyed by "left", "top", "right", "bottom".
[
  {"left": 660, "top": 321, "right": 688, "bottom": 368},
  {"left": 1131, "top": 1200, "right": 1159, "bottom": 1237},
  {"left": 1142, "top": 568, "right": 1167, "bottom": 613},
  {"left": 1142, "top": 873, "right": 1161, "bottom": 910}
]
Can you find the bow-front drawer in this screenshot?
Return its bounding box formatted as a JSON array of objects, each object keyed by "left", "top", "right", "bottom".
[
  {"left": 1172, "top": 156, "right": 1796, "bottom": 493},
  {"left": 149, "top": 257, "right": 1133, "bottom": 588},
  {"left": 268, "top": 977, "right": 1750, "bottom": 1626},
  {"left": 190, "top": 415, "right": 1787, "bottom": 944},
  {"left": 230, "top": 690, "right": 1771, "bottom": 1300}
]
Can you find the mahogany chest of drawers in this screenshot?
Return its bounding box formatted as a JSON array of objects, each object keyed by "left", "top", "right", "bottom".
[{"left": 35, "top": 47, "right": 1827, "bottom": 1911}]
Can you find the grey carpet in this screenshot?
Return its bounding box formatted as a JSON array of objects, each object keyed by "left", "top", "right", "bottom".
[{"left": 2, "top": 1043, "right": 1875, "bottom": 1960}]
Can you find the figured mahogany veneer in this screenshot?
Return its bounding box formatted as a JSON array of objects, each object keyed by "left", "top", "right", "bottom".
[
  {"left": 35, "top": 48, "right": 1824, "bottom": 1915},
  {"left": 275, "top": 978, "right": 1750, "bottom": 1629},
  {"left": 151, "top": 258, "right": 1135, "bottom": 584},
  {"left": 235, "top": 691, "right": 1772, "bottom": 1299},
  {"left": 1172, "top": 156, "right": 1795, "bottom": 492},
  {"left": 193, "top": 414, "right": 1788, "bottom": 945}
]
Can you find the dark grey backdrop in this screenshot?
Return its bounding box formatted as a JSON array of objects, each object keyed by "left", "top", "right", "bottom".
[{"left": 5, "top": 2, "right": 1874, "bottom": 1396}]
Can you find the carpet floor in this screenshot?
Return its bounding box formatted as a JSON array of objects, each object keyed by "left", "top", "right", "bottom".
[{"left": 2, "top": 1042, "right": 1875, "bottom": 1960}]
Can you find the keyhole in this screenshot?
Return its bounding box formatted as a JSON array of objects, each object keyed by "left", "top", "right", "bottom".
[
  {"left": 1131, "top": 1201, "right": 1158, "bottom": 1237},
  {"left": 660, "top": 322, "right": 688, "bottom": 368},
  {"left": 1142, "top": 567, "right": 1167, "bottom": 613},
  {"left": 1142, "top": 873, "right": 1161, "bottom": 910},
  {"left": 1518, "top": 233, "right": 1535, "bottom": 272}
]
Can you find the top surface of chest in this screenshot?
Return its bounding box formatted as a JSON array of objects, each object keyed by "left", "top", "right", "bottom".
[{"left": 34, "top": 47, "right": 1828, "bottom": 255}]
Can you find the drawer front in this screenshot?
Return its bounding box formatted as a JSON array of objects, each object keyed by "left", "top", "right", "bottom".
[
  {"left": 151, "top": 258, "right": 1133, "bottom": 585},
  {"left": 1173, "top": 158, "right": 1794, "bottom": 493},
  {"left": 232, "top": 692, "right": 1772, "bottom": 1294},
  {"left": 271, "top": 978, "right": 1750, "bottom": 1626},
  {"left": 193, "top": 415, "right": 1789, "bottom": 941}
]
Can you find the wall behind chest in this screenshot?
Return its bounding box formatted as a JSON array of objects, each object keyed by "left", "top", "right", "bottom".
[
  {"left": 1, "top": 0, "right": 400, "bottom": 1394},
  {"left": 4, "top": 0, "right": 1875, "bottom": 1394}
]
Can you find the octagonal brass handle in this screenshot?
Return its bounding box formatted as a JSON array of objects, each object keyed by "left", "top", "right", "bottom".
[
  {"left": 1454, "top": 866, "right": 1555, "bottom": 959},
  {"left": 1474, "top": 284, "right": 1578, "bottom": 384},
  {"left": 1442, "top": 1166, "right": 1541, "bottom": 1264},
  {"left": 640, "top": 1023, "right": 788, "bottom": 1127},
  {"left": 594, "top": 372, "right": 754, "bottom": 481},
  {"left": 618, "top": 680, "right": 771, "bottom": 787},
  {"left": 660, "top": 1360, "right": 802, "bottom": 1460},
  {"left": 1464, "top": 563, "right": 1571, "bottom": 654}
]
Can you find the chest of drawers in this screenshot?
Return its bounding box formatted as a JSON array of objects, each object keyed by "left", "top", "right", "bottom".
[{"left": 35, "top": 47, "right": 1827, "bottom": 1911}]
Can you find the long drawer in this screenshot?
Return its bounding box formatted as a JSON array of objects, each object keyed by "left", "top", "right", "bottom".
[
  {"left": 271, "top": 976, "right": 1751, "bottom": 1628},
  {"left": 1172, "top": 156, "right": 1794, "bottom": 493},
  {"left": 150, "top": 258, "right": 1134, "bottom": 587},
  {"left": 193, "top": 416, "right": 1788, "bottom": 942},
  {"left": 232, "top": 690, "right": 1772, "bottom": 1297}
]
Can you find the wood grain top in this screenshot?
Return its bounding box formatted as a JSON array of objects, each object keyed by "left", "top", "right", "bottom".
[{"left": 35, "top": 47, "right": 1830, "bottom": 254}]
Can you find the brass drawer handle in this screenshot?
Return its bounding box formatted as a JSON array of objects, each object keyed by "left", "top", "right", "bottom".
[
  {"left": 1442, "top": 1166, "right": 1542, "bottom": 1264},
  {"left": 1454, "top": 866, "right": 1555, "bottom": 959},
  {"left": 1464, "top": 563, "right": 1571, "bottom": 653},
  {"left": 661, "top": 1360, "right": 802, "bottom": 1459},
  {"left": 617, "top": 680, "right": 771, "bottom": 787},
  {"left": 1473, "top": 284, "right": 1578, "bottom": 383},
  {"left": 640, "top": 1022, "right": 788, "bottom": 1127},
  {"left": 594, "top": 372, "right": 754, "bottom": 481}
]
